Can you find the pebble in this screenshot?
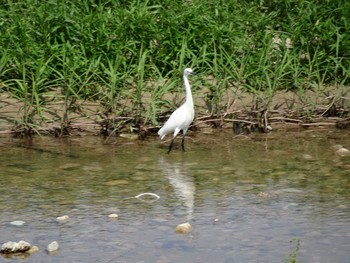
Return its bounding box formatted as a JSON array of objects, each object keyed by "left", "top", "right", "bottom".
[
  {"left": 28, "top": 246, "right": 39, "bottom": 254},
  {"left": 258, "top": 192, "right": 270, "bottom": 199},
  {"left": 56, "top": 215, "right": 70, "bottom": 222},
  {"left": 108, "top": 213, "right": 119, "bottom": 219},
  {"left": 47, "top": 241, "right": 59, "bottom": 252},
  {"left": 10, "top": 220, "right": 25, "bottom": 226},
  {"left": 335, "top": 147, "right": 349, "bottom": 157},
  {"left": 0, "top": 240, "right": 31, "bottom": 254},
  {"left": 302, "top": 154, "right": 314, "bottom": 161},
  {"left": 175, "top": 222, "right": 192, "bottom": 234}
]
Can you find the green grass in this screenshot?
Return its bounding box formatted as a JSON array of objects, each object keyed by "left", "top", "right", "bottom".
[
  {"left": 0, "top": 0, "right": 349, "bottom": 134},
  {"left": 283, "top": 238, "right": 301, "bottom": 263}
]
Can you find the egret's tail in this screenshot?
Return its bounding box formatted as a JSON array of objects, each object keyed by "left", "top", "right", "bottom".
[{"left": 158, "top": 127, "right": 166, "bottom": 140}]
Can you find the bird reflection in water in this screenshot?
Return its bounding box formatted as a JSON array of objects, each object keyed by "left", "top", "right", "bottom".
[{"left": 159, "top": 157, "right": 195, "bottom": 221}]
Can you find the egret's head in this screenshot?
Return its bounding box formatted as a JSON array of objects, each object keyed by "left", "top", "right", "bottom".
[{"left": 184, "top": 68, "right": 197, "bottom": 76}]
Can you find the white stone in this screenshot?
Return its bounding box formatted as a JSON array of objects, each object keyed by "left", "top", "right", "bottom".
[
  {"left": 10, "top": 220, "right": 25, "bottom": 226},
  {"left": 28, "top": 245, "right": 39, "bottom": 254},
  {"left": 335, "top": 148, "right": 349, "bottom": 157},
  {"left": 56, "top": 215, "right": 70, "bottom": 222},
  {"left": 175, "top": 222, "right": 192, "bottom": 234},
  {"left": 108, "top": 213, "right": 119, "bottom": 219},
  {"left": 47, "top": 241, "right": 59, "bottom": 252},
  {"left": 1, "top": 240, "right": 31, "bottom": 253}
]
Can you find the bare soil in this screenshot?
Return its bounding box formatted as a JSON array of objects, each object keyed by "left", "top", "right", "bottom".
[{"left": 0, "top": 86, "right": 349, "bottom": 138}]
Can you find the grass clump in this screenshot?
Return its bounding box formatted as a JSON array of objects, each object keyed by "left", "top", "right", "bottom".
[{"left": 0, "top": 0, "right": 349, "bottom": 135}]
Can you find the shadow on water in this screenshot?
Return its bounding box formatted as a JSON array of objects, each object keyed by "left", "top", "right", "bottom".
[{"left": 0, "top": 128, "right": 349, "bottom": 262}]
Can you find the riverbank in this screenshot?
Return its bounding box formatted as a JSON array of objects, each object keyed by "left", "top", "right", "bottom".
[{"left": 1, "top": 85, "right": 349, "bottom": 138}]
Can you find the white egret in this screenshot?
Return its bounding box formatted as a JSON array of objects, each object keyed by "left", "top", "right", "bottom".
[{"left": 158, "top": 68, "right": 197, "bottom": 154}]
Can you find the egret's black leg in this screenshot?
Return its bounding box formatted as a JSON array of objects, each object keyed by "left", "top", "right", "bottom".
[
  {"left": 181, "top": 134, "right": 186, "bottom": 152},
  {"left": 167, "top": 137, "right": 175, "bottom": 154}
]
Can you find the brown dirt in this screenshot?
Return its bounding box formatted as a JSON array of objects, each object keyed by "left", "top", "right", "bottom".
[{"left": 0, "top": 85, "right": 349, "bottom": 138}]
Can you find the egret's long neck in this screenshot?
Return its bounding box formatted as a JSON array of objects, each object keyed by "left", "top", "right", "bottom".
[{"left": 183, "top": 75, "right": 193, "bottom": 106}]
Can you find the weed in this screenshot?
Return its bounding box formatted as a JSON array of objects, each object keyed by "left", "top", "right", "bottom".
[
  {"left": 283, "top": 238, "right": 301, "bottom": 263},
  {"left": 0, "top": 0, "right": 349, "bottom": 134}
]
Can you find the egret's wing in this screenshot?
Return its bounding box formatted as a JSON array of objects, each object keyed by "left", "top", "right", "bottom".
[{"left": 158, "top": 104, "right": 194, "bottom": 139}]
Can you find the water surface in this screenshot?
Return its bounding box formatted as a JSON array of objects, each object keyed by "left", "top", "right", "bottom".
[{"left": 0, "top": 128, "right": 349, "bottom": 262}]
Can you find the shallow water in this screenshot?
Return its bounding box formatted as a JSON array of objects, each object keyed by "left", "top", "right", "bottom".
[{"left": 0, "top": 128, "right": 349, "bottom": 262}]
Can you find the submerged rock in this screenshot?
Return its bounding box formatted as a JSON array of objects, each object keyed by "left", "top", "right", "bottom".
[
  {"left": 56, "top": 215, "right": 70, "bottom": 223},
  {"left": 9, "top": 220, "right": 25, "bottom": 226},
  {"left": 302, "top": 154, "right": 314, "bottom": 161},
  {"left": 108, "top": 213, "right": 119, "bottom": 219},
  {"left": 47, "top": 241, "right": 59, "bottom": 252},
  {"left": 175, "top": 222, "right": 192, "bottom": 234},
  {"left": 27, "top": 246, "right": 39, "bottom": 254},
  {"left": 335, "top": 147, "right": 349, "bottom": 157},
  {"left": 258, "top": 191, "right": 270, "bottom": 199},
  {"left": 0, "top": 241, "right": 31, "bottom": 254}
]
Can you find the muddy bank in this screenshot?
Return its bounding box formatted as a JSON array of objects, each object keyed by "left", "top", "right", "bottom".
[{"left": 0, "top": 86, "right": 349, "bottom": 138}]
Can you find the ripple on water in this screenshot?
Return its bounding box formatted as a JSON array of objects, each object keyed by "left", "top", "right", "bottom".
[{"left": 0, "top": 130, "right": 349, "bottom": 262}]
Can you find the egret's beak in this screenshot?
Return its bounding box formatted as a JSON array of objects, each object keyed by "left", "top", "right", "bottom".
[{"left": 190, "top": 71, "right": 198, "bottom": 75}]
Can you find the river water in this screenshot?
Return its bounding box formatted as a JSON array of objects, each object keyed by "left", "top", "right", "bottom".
[{"left": 0, "top": 127, "right": 349, "bottom": 262}]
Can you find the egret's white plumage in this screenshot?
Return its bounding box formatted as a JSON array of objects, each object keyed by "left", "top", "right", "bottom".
[{"left": 158, "top": 68, "right": 197, "bottom": 153}]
